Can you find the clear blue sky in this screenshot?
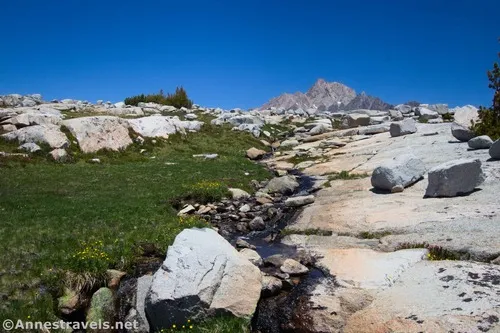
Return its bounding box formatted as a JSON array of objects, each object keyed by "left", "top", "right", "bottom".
[{"left": 1, "top": 0, "right": 499, "bottom": 109}]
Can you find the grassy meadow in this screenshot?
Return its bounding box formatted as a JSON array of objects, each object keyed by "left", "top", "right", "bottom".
[{"left": 0, "top": 121, "right": 270, "bottom": 331}]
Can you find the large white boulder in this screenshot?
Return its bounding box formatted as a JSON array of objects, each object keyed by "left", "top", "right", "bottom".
[
  {"left": 145, "top": 228, "right": 261, "bottom": 331},
  {"left": 425, "top": 158, "right": 485, "bottom": 197},
  {"left": 8, "top": 112, "right": 62, "bottom": 127},
  {"left": 63, "top": 116, "right": 132, "bottom": 153},
  {"left": 2, "top": 124, "right": 69, "bottom": 148},
  {"left": 128, "top": 115, "right": 186, "bottom": 138},
  {"left": 450, "top": 105, "right": 479, "bottom": 142},
  {"left": 389, "top": 118, "right": 417, "bottom": 137},
  {"left": 371, "top": 154, "right": 426, "bottom": 192}
]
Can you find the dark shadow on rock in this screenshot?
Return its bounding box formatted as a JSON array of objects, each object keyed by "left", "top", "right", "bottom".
[
  {"left": 423, "top": 188, "right": 482, "bottom": 199},
  {"left": 369, "top": 187, "right": 392, "bottom": 195},
  {"left": 487, "top": 157, "right": 500, "bottom": 162}
]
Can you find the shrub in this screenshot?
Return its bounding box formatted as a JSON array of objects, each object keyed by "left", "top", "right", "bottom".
[
  {"left": 124, "top": 87, "right": 193, "bottom": 109},
  {"left": 472, "top": 41, "right": 500, "bottom": 140}
]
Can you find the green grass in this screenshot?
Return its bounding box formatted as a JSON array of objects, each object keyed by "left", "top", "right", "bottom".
[
  {"left": 155, "top": 316, "right": 250, "bottom": 333},
  {"left": 280, "top": 228, "right": 333, "bottom": 237},
  {"left": 358, "top": 231, "right": 392, "bottom": 239},
  {"left": 396, "top": 242, "right": 460, "bottom": 261},
  {"left": 328, "top": 170, "right": 369, "bottom": 181},
  {"left": 0, "top": 124, "right": 271, "bottom": 327}
]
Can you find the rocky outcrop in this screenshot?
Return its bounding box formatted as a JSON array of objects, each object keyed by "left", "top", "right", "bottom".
[
  {"left": 128, "top": 115, "right": 185, "bottom": 138},
  {"left": 145, "top": 228, "right": 261, "bottom": 330},
  {"left": 345, "top": 261, "right": 500, "bottom": 333},
  {"left": 63, "top": 116, "right": 133, "bottom": 153},
  {"left": 371, "top": 154, "right": 426, "bottom": 192},
  {"left": 2, "top": 124, "right": 69, "bottom": 148},
  {"left": 425, "top": 158, "right": 485, "bottom": 197}
]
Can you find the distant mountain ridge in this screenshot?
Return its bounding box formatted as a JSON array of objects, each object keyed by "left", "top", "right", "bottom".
[{"left": 260, "top": 79, "right": 393, "bottom": 111}]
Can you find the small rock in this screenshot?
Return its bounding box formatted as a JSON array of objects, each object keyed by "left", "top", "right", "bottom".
[
  {"left": 236, "top": 238, "right": 256, "bottom": 250},
  {"left": 177, "top": 205, "right": 195, "bottom": 216},
  {"left": 239, "top": 204, "right": 251, "bottom": 213},
  {"left": 89, "top": 158, "right": 101, "bottom": 164},
  {"left": 285, "top": 195, "right": 315, "bottom": 207},
  {"left": 425, "top": 158, "right": 485, "bottom": 197},
  {"left": 264, "top": 254, "right": 287, "bottom": 267},
  {"left": 391, "top": 185, "right": 404, "bottom": 193},
  {"left": 239, "top": 248, "right": 263, "bottom": 266},
  {"left": 49, "top": 148, "right": 68, "bottom": 162},
  {"left": 229, "top": 188, "right": 251, "bottom": 200},
  {"left": 490, "top": 140, "right": 500, "bottom": 159},
  {"left": 246, "top": 147, "right": 267, "bottom": 160},
  {"left": 261, "top": 275, "right": 283, "bottom": 298},
  {"left": 264, "top": 175, "right": 299, "bottom": 195},
  {"left": 468, "top": 135, "right": 493, "bottom": 149},
  {"left": 249, "top": 217, "right": 266, "bottom": 231},
  {"left": 280, "top": 259, "right": 309, "bottom": 275},
  {"left": 106, "top": 269, "right": 126, "bottom": 289},
  {"left": 18, "top": 142, "right": 41, "bottom": 153}
]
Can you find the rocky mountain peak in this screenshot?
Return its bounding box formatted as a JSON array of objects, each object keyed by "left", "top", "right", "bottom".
[{"left": 260, "top": 79, "right": 389, "bottom": 111}]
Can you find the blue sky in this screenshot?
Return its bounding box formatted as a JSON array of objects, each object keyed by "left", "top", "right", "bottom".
[{"left": 1, "top": 0, "right": 499, "bottom": 109}]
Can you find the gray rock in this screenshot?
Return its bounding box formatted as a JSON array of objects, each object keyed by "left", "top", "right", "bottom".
[
  {"left": 468, "top": 135, "right": 493, "bottom": 149},
  {"left": 239, "top": 248, "right": 263, "bottom": 266},
  {"left": 235, "top": 238, "right": 256, "bottom": 250},
  {"left": 371, "top": 154, "right": 426, "bottom": 191},
  {"left": 1, "top": 124, "right": 17, "bottom": 133},
  {"left": 246, "top": 147, "right": 266, "bottom": 160},
  {"left": 281, "top": 139, "right": 300, "bottom": 148},
  {"left": 489, "top": 140, "right": 500, "bottom": 159},
  {"left": 2, "top": 125, "right": 69, "bottom": 148},
  {"left": 49, "top": 148, "right": 68, "bottom": 162},
  {"left": 427, "top": 103, "right": 449, "bottom": 115},
  {"left": 280, "top": 259, "right": 309, "bottom": 275},
  {"left": 228, "top": 188, "right": 250, "bottom": 200},
  {"left": 264, "top": 254, "right": 286, "bottom": 267},
  {"left": 309, "top": 124, "right": 329, "bottom": 136},
  {"left": 425, "top": 158, "right": 485, "bottom": 197},
  {"left": 249, "top": 217, "right": 266, "bottom": 231},
  {"left": 86, "top": 288, "right": 115, "bottom": 333},
  {"left": 390, "top": 118, "right": 417, "bottom": 137},
  {"left": 451, "top": 122, "right": 475, "bottom": 142},
  {"left": 145, "top": 228, "right": 261, "bottom": 330},
  {"left": 285, "top": 195, "right": 315, "bottom": 207},
  {"left": 261, "top": 275, "right": 282, "bottom": 297},
  {"left": 416, "top": 107, "right": 439, "bottom": 121},
  {"left": 63, "top": 116, "right": 132, "bottom": 153},
  {"left": 124, "top": 275, "right": 152, "bottom": 333},
  {"left": 18, "top": 142, "right": 41, "bottom": 153},
  {"left": 128, "top": 115, "right": 186, "bottom": 138},
  {"left": 389, "top": 110, "right": 403, "bottom": 121},
  {"left": 345, "top": 113, "right": 370, "bottom": 128},
  {"left": 358, "top": 123, "right": 390, "bottom": 135},
  {"left": 263, "top": 175, "right": 299, "bottom": 195},
  {"left": 239, "top": 204, "right": 251, "bottom": 213}
]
